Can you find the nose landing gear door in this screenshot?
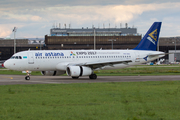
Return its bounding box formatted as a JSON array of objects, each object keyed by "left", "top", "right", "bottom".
[{"left": 28, "top": 53, "right": 34, "bottom": 64}]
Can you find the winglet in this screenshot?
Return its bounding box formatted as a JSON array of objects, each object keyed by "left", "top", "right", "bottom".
[{"left": 133, "top": 22, "right": 162, "bottom": 51}]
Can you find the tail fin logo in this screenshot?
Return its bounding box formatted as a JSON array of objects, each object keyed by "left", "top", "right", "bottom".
[
  {"left": 147, "top": 29, "right": 158, "bottom": 45},
  {"left": 149, "top": 29, "right": 157, "bottom": 41}
]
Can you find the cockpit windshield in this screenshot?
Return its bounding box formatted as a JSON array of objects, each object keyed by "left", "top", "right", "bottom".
[{"left": 10, "top": 56, "right": 22, "bottom": 59}]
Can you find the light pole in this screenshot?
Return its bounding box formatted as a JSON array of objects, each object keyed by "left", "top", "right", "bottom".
[
  {"left": 108, "top": 39, "right": 116, "bottom": 50},
  {"left": 40, "top": 40, "right": 42, "bottom": 50},
  {"left": 12, "top": 27, "right": 17, "bottom": 54},
  {"left": 157, "top": 36, "right": 160, "bottom": 63},
  {"left": 175, "top": 37, "right": 176, "bottom": 62},
  {"left": 94, "top": 27, "right": 96, "bottom": 50},
  {"left": 172, "top": 37, "right": 176, "bottom": 62}
]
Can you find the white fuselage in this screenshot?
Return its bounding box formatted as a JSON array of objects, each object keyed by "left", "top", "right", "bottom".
[{"left": 4, "top": 50, "right": 164, "bottom": 71}]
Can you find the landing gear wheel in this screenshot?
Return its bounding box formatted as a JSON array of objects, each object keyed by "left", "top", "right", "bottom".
[
  {"left": 89, "top": 74, "right": 97, "bottom": 79},
  {"left": 25, "top": 76, "right": 30, "bottom": 80},
  {"left": 72, "top": 77, "right": 79, "bottom": 79}
]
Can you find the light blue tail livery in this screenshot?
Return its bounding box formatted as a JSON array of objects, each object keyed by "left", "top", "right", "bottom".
[{"left": 133, "top": 22, "right": 162, "bottom": 51}]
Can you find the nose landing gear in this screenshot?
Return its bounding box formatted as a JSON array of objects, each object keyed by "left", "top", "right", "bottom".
[
  {"left": 25, "top": 76, "right": 30, "bottom": 80},
  {"left": 23, "top": 70, "right": 31, "bottom": 80}
]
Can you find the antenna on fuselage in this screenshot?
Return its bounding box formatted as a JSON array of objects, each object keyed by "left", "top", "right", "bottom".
[{"left": 28, "top": 48, "right": 31, "bottom": 51}]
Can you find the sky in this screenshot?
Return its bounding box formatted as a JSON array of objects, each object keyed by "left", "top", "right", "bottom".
[{"left": 0, "top": 0, "right": 180, "bottom": 38}]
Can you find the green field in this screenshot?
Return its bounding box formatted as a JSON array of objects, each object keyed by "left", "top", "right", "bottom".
[
  {"left": 1, "top": 65, "right": 180, "bottom": 76},
  {"left": 1, "top": 81, "right": 180, "bottom": 120}
]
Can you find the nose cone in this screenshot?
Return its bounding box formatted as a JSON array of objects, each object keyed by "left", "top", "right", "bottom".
[{"left": 4, "top": 60, "right": 10, "bottom": 69}]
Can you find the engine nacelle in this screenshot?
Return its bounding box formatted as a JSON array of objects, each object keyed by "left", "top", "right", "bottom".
[
  {"left": 66, "top": 66, "right": 92, "bottom": 77},
  {"left": 41, "top": 71, "right": 65, "bottom": 76}
]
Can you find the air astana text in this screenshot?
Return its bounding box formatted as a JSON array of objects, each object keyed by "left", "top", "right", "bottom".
[{"left": 35, "top": 52, "right": 64, "bottom": 57}]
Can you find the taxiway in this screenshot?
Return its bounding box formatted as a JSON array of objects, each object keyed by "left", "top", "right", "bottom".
[{"left": 0, "top": 75, "right": 180, "bottom": 85}]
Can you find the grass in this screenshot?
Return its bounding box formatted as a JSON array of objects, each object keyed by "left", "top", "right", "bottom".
[
  {"left": 96, "top": 66, "right": 180, "bottom": 76},
  {"left": 1, "top": 65, "right": 180, "bottom": 76},
  {"left": 0, "top": 70, "right": 41, "bottom": 75},
  {"left": 0, "top": 81, "right": 180, "bottom": 120}
]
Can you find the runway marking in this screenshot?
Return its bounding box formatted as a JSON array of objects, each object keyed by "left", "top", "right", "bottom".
[
  {"left": 26, "top": 81, "right": 62, "bottom": 84},
  {"left": 0, "top": 76, "right": 13, "bottom": 79}
]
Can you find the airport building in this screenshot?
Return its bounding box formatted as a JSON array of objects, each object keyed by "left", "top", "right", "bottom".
[
  {"left": 46, "top": 26, "right": 141, "bottom": 50},
  {"left": 159, "top": 37, "right": 180, "bottom": 63},
  {"left": 0, "top": 39, "right": 44, "bottom": 60}
]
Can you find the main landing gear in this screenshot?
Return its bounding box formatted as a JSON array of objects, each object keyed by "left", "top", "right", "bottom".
[
  {"left": 71, "top": 74, "right": 97, "bottom": 79},
  {"left": 89, "top": 74, "right": 97, "bottom": 79},
  {"left": 72, "top": 77, "right": 79, "bottom": 79}
]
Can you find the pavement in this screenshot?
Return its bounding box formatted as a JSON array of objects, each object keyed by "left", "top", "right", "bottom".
[{"left": 0, "top": 75, "right": 180, "bottom": 85}]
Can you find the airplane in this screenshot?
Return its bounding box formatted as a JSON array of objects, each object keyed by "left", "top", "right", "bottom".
[{"left": 3, "top": 22, "right": 165, "bottom": 80}]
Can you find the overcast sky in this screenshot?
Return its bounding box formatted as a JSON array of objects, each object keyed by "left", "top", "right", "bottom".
[{"left": 0, "top": 0, "right": 180, "bottom": 38}]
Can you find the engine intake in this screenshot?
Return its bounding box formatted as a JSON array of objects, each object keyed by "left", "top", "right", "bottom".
[
  {"left": 41, "top": 71, "right": 65, "bottom": 76},
  {"left": 66, "top": 66, "right": 92, "bottom": 77}
]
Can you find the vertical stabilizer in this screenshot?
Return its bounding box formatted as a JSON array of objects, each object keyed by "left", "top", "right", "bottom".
[{"left": 133, "top": 22, "right": 162, "bottom": 51}]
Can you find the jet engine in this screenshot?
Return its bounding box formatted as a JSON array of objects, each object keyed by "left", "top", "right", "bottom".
[
  {"left": 66, "top": 66, "right": 92, "bottom": 77},
  {"left": 41, "top": 71, "right": 65, "bottom": 76}
]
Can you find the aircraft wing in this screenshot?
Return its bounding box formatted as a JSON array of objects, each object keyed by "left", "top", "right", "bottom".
[{"left": 73, "top": 59, "right": 132, "bottom": 69}]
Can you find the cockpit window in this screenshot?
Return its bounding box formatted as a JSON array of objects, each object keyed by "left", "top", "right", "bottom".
[
  {"left": 10, "top": 56, "right": 22, "bottom": 59},
  {"left": 11, "top": 56, "right": 15, "bottom": 59}
]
